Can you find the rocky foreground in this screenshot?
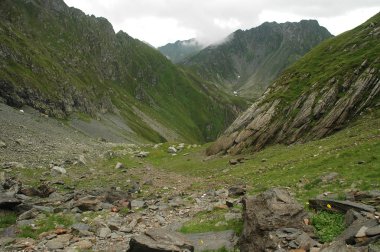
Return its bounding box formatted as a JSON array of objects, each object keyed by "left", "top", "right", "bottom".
[{"left": 1, "top": 164, "right": 379, "bottom": 252}]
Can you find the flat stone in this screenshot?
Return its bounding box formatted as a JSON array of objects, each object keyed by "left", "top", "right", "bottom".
[
  {"left": 131, "top": 200, "right": 147, "bottom": 209},
  {"left": 71, "top": 223, "right": 90, "bottom": 232},
  {"left": 355, "top": 226, "right": 368, "bottom": 238},
  {"left": 128, "top": 228, "right": 194, "bottom": 252},
  {"left": 97, "top": 227, "right": 111, "bottom": 238},
  {"left": 17, "top": 208, "right": 39, "bottom": 221},
  {"left": 70, "top": 240, "right": 93, "bottom": 249},
  {"left": 45, "top": 240, "right": 64, "bottom": 250},
  {"left": 51, "top": 166, "right": 66, "bottom": 176},
  {"left": 366, "top": 225, "right": 380, "bottom": 237},
  {"left": 185, "top": 230, "right": 236, "bottom": 252}
]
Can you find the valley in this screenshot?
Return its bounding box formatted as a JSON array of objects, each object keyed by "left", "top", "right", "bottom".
[{"left": 0, "top": 0, "right": 379, "bottom": 251}]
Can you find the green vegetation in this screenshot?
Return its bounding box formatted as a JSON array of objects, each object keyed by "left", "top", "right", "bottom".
[
  {"left": 0, "top": 212, "right": 17, "bottom": 228},
  {"left": 18, "top": 213, "right": 74, "bottom": 239},
  {"left": 144, "top": 108, "right": 380, "bottom": 202},
  {"left": 311, "top": 211, "right": 345, "bottom": 243},
  {"left": 184, "top": 20, "right": 332, "bottom": 98},
  {"left": 266, "top": 13, "right": 380, "bottom": 104},
  {"left": 0, "top": 0, "right": 247, "bottom": 144},
  {"left": 180, "top": 208, "right": 243, "bottom": 235}
]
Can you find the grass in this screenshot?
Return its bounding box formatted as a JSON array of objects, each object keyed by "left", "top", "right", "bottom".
[
  {"left": 0, "top": 212, "right": 17, "bottom": 228},
  {"left": 18, "top": 213, "right": 74, "bottom": 239},
  {"left": 311, "top": 211, "right": 346, "bottom": 243},
  {"left": 180, "top": 208, "right": 243, "bottom": 235},
  {"left": 0, "top": 0, "right": 248, "bottom": 144}
]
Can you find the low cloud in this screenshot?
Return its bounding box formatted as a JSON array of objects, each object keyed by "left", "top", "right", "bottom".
[{"left": 64, "top": 0, "right": 380, "bottom": 47}]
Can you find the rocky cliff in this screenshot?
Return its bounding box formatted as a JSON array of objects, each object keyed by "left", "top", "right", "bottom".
[
  {"left": 207, "top": 12, "right": 380, "bottom": 155},
  {"left": 0, "top": 0, "right": 246, "bottom": 143},
  {"left": 183, "top": 20, "right": 332, "bottom": 98}
]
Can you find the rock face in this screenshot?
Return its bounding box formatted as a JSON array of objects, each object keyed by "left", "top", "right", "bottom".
[
  {"left": 128, "top": 229, "right": 194, "bottom": 252},
  {"left": 207, "top": 13, "right": 380, "bottom": 155},
  {"left": 240, "top": 188, "right": 316, "bottom": 251},
  {"left": 183, "top": 20, "right": 332, "bottom": 98}
]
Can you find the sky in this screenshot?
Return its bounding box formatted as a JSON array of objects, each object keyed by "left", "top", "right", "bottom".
[{"left": 63, "top": 0, "right": 380, "bottom": 47}]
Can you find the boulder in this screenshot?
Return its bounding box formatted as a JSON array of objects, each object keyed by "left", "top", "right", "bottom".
[
  {"left": 51, "top": 166, "right": 66, "bottom": 176},
  {"left": 184, "top": 230, "right": 237, "bottom": 252},
  {"left": 0, "top": 141, "right": 6, "bottom": 148},
  {"left": 74, "top": 196, "right": 101, "bottom": 211},
  {"left": 228, "top": 186, "right": 246, "bottom": 196},
  {"left": 115, "top": 162, "right": 125, "bottom": 169},
  {"left": 240, "top": 188, "right": 315, "bottom": 252},
  {"left": 136, "top": 151, "right": 149, "bottom": 158},
  {"left": 128, "top": 228, "right": 194, "bottom": 252},
  {"left": 168, "top": 146, "right": 177, "bottom": 154}
]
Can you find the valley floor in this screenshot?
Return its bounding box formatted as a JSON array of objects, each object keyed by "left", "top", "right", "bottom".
[{"left": 0, "top": 102, "right": 379, "bottom": 251}]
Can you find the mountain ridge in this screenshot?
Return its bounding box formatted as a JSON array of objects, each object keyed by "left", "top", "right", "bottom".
[
  {"left": 0, "top": 0, "right": 246, "bottom": 143},
  {"left": 207, "top": 12, "right": 380, "bottom": 155},
  {"left": 183, "top": 20, "right": 332, "bottom": 98},
  {"left": 158, "top": 38, "right": 204, "bottom": 63}
]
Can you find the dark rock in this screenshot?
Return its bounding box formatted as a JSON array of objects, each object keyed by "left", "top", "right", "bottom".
[
  {"left": 345, "top": 209, "right": 364, "bottom": 227},
  {"left": 74, "top": 196, "right": 101, "bottom": 211},
  {"left": 0, "top": 194, "right": 21, "bottom": 209},
  {"left": 131, "top": 200, "right": 147, "bottom": 209},
  {"left": 20, "top": 183, "right": 55, "bottom": 198},
  {"left": 229, "top": 159, "right": 239, "bottom": 165},
  {"left": 240, "top": 188, "right": 314, "bottom": 252},
  {"left": 128, "top": 228, "right": 194, "bottom": 252},
  {"left": 309, "top": 199, "right": 376, "bottom": 213},
  {"left": 337, "top": 218, "right": 378, "bottom": 245},
  {"left": 228, "top": 186, "right": 246, "bottom": 197}
]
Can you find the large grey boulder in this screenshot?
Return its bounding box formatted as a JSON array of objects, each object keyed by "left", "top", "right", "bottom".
[
  {"left": 240, "top": 188, "right": 316, "bottom": 252},
  {"left": 128, "top": 228, "right": 194, "bottom": 252}
]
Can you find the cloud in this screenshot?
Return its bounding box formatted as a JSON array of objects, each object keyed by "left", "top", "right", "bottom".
[{"left": 64, "top": 0, "right": 380, "bottom": 47}]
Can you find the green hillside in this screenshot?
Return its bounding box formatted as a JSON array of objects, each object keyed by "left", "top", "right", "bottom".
[
  {"left": 207, "top": 12, "right": 380, "bottom": 155},
  {"left": 183, "top": 20, "right": 332, "bottom": 99},
  {"left": 0, "top": 0, "right": 246, "bottom": 143}
]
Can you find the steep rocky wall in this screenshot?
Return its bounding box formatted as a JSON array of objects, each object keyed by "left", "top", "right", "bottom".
[{"left": 207, "top": 13, "right": 380, "bottom": 155}]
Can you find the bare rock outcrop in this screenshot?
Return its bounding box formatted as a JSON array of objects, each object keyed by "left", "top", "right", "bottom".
[{"left": 240, "top": 188, "right": 317, "bottom": 251}]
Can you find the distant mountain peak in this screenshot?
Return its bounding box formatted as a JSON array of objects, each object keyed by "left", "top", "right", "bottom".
[{"left": 182, "top": 20, "right": 332, "bottom": 98}]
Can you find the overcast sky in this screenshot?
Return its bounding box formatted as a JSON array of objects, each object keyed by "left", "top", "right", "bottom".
[{"left": 63, "top": 0, "right": 379, "bottom": 47}]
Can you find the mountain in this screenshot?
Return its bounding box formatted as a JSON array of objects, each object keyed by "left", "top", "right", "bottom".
[
  {"left": 0, "top": 0, "right": 246, "bottom": 143},
  {"left": 183, "top": 20, "right": 332, "bottom": 98},
  {"left": 158, "top": 38, "right": 204, "bottom": 63},
  {"left": 207, "top": 12, "right": 380, "bottom": 155}
]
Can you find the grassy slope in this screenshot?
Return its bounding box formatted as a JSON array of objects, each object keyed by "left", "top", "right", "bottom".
[
  {"left": 145, "top": 108, "right": 380, "bottom": 203},
  {"left": 10, "top": 107, "right": 379, "bottom": 204},
  {"left": 266, "top": 12, "right": 380, "bottom": 104},
  {"left": 0, "top": 0, "right": 246, "bottom": 143}
]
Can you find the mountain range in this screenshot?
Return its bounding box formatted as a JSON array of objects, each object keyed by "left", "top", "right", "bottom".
[
  {"left": 0, "top": 0, "right": 246, "bottom": 143},
  {"left": 181, "top": 20, "right": 332, "bottom": 99},
  {"left": 207, "top": 12, "right": 380, "bottom": 155}
]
